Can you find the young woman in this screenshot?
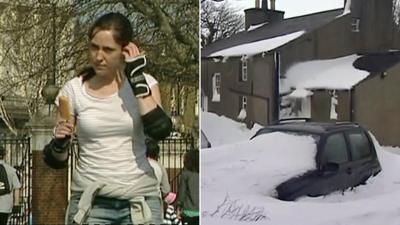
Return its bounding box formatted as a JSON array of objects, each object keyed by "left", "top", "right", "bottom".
[
  {"left": 43, "top": 12, "right": 172, "bottom": 225},
  {"left": 177, "top": 150, "right": 199, "bottom": 225}
]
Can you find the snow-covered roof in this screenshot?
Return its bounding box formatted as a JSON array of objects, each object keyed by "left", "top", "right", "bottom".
[
  {"left": 284, "top": 54, "right": 370, "bottom": 90},
  {"left": 339, "top": 0, "right": 352, "bottom": 16},
  {"left": 202, "top": 9, "right": 343, "bottom": 57},
  {"left": 209, "top": 31, "right": 305, "bottom": 57},
  {"left": 247, "top": 22, "right": 268, "bottom": 31}
]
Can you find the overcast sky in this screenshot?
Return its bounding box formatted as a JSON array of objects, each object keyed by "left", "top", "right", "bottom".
[{"left": 226, "top": 0, "right": 345, "bottom": 18}]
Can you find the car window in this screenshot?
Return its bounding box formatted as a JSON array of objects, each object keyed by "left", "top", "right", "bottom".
[
  {"left": 347, "top": 131, "right": 371, "bottom": 160},
  {"left": 322, "top": 133, "right": 348, "bottom": 164}
]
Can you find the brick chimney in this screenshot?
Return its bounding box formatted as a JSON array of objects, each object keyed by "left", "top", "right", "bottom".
[{"left": 244, "top": 0, "right": 284, "bottom": 30}]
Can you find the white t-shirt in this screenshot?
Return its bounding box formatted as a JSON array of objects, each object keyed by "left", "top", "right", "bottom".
[
  {"left": 0, "top": 160, "right": 21, "bottom": 213},
  {"left": 56, "top": 74, "right": 158, "bottom": 190},
  {"left": 148, "top": 158, "right": 171, "bottom": 196}
]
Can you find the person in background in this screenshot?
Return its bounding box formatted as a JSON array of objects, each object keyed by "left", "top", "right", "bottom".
[
  {"left": 177, "top": 149, "right": 199, "bottom": 225},
  {"left": 146, "top": 138, "right": 176, "bottom": 206},
  {"left": 0, "top": 146, "right": 21, "bottom": 225}
]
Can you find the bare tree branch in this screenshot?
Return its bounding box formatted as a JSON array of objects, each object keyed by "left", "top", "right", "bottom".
[
  {"left": 0, "top": 0, "right": 199, "bottom": 134},
  {"left": 201, "top": 1, "right": 244, "bottom": 47}
]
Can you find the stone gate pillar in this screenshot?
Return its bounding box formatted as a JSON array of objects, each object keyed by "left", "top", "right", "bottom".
[{"left": 27, "top": 111, "right": 68, "bottom": 224}]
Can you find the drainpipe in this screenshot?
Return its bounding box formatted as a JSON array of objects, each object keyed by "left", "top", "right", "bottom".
[
  {"left": 262, "top": 0, "right": 268, "bottom": 10},
  {"left": 274, "top": 51, "right": 281, "bottom": 124},
  {"left": 350, "top": 87, "right": 355, "bottom": 121}
]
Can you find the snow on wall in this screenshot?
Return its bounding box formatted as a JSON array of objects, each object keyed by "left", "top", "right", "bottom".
[
  {"left": 330, "top": 92, "right": 338, "bottom": 120},
  {"left": 201, "top": 111, "right": 262, "bottom": 147},
  {"left": 343, "top": 0, "right": 352, "bottom": 15},
  {"left": 393, "top": 0, "right": 400, "bottom": 26},
  {"left": 209, "top": 31, "right": 305, "bottom": 57},
  {"left": 237, "top": 108, "right": 246, "bottom": 120}
]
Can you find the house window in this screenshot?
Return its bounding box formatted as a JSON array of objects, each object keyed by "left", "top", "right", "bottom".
[
  {"left": 240, "top": 57, "right": 248, "bottom": 82},
  {"left": 212, "top": 73, "right": 221, "bottom": 102},
  {"left": 351, "top": 18, "right": 360, "bottom": 32}
]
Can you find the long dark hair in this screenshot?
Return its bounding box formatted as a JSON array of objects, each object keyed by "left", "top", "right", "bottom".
[
  {"left": 88, "top": 12, "right": 133, "bottom": 46},
  {"left": 79, "top": 12, "right": 133, "bottom": 81},
  {"left": 184, "top": 149, "right": 199, "bottom": 173}
]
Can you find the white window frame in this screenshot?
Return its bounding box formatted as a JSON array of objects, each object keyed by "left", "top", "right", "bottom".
[
  {"left": 212, "top": 73, "right": 221, "bottom": 102},
  {"left": 215, "top": 73, "right": 221, "bottom": 94},
  {"left": 241, "top": 59, "right": 248, "bottom": 81}
]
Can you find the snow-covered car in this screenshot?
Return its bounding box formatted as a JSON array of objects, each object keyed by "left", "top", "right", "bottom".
[{"left": 252, "top": 122, "right": 382, "bottom": 201}]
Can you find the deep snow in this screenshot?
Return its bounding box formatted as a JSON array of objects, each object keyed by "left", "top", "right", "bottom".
[{"left": 201, "top": 112, "right": 400, "bottom": 225}]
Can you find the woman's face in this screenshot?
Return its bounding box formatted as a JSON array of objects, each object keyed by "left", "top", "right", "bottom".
[{"left": 89, "top": 29, "right": 124, "bottom": 77}]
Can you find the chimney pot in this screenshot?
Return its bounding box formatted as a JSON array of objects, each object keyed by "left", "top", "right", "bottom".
[
  {"left": 262, "top": 0, "right": 268, "bottom": 10},
  {"left": 270, "top": 0, "right": 276, "bottom": 10}
]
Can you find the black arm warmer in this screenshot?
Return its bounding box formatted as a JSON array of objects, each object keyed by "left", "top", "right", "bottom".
[
  {"left": 142, "top": 106, "right": 173, "bottom": 140},
  {"left": 43, "top": 139, "right": 69, "bottom": 169}
]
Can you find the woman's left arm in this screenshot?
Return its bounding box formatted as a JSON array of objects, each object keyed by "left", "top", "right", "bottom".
[{"left": 122, "top": 42, "right": 172, "bottom": 140}]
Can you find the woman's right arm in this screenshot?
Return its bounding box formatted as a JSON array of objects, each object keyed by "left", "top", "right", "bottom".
[
  {"left": 51, "top": 111, "right": 75, "bottom": 161},
  {"left": 43, "top": 105, "right": 75, "bottom": 169}
]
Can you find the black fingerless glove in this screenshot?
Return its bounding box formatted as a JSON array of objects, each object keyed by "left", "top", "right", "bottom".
[
  {"left": 142, "top": 106, "right": 173, "bottom": 140},
  {"left": 43, "top": 138, "right": 70, "bottom": 169},
  {"left": 125, "top": 55, "right": 151, "bottom": 98}
]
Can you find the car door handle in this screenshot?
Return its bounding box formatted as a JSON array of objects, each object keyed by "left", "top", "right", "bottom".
[{"left": 346, "top": 167, "right": 352, "bottom": 174}]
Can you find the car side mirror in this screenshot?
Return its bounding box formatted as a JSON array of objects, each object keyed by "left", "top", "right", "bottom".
[{"left": 321, "top": 162, "right": 339, "bottom": 175}]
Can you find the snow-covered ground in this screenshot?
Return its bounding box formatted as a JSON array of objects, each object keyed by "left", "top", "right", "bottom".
[
  {"left": 201, "top": 111, "right": 263, "bottom": 148},
  {"left": 201, "top": 112, "right": 400, "bottom": 225}
]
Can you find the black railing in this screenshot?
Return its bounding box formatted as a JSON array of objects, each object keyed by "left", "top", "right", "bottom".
[
  {"left": 159, "top": 134, "right": 196, "bottom": 194},
  {"left": 0, "top": 135, "right": 31, "bottom": 225}
]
